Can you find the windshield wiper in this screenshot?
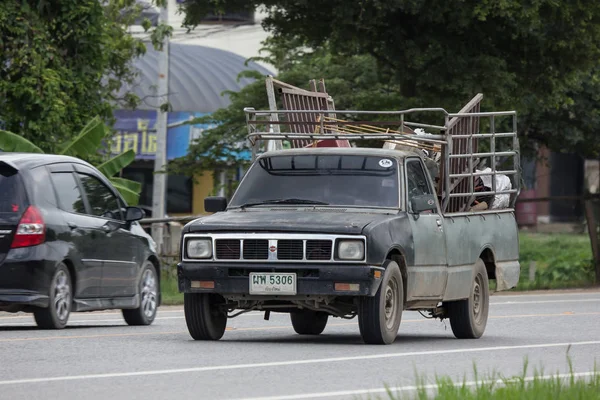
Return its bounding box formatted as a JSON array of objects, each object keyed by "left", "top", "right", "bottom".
[{"left": 238, "top": 198, "right": 330, "bottom": 209}]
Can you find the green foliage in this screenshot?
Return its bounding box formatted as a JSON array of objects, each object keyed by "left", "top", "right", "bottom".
[
  {"left": 375, "top": 359, "right": 599, "bottom": 400},
  {"left": 97, "top": 149, "right": 137, "bottom": 178},
  {"left": 516, "top": 233, "right": 595, "bottom": 290},
  {"left": 167, "top": 43, "right": 408, "bottom": 176},
  {"left": 0, "top": 130, "right": 44, "bottom": 153},
  {"left": 160, "top": 263, "right": 183, "bottom": 305},
  {"left": 178, "top": 0, "right": 600, "bottom": 161},
  {"left": 59, "top": 117, "right": 108, "bottom": 158},
  {"left": 0, "top": 0, "right": 170, "bottom": 153},
  {"left": 0, "top": 120, "right": 141, "bottom": 205}
]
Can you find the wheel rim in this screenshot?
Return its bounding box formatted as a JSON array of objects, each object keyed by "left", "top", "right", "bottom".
[
  {"left": 54, "top": 270, "right": 71, "bottom": 321},
  {"left": 472, "top": 273, "right": 483, "bottom": 324},
  {"left": 141, "top": 268, "right": 157, "bottom": 318},
  {"left": 384, "top": 277, "right": 399, "bottom": 330}
]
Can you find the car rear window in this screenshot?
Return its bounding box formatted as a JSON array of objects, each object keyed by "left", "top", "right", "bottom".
[{"left": 0, "top": 165, "right": 27, "bottom": 215}]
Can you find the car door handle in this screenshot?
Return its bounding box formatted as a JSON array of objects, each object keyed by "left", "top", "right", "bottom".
[
  {"left": 67, "top": 222, "right": 78, "bottom": 230},
  {"left": 436, "top": 219, "right": 442, "bottom": 226}
]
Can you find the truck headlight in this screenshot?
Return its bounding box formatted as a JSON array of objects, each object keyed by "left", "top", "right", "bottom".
[
  {"left": 186, "top": 238, "right": 212, "bottom": 259},
  {"left": 337, "top": 240, "right": 365, "bottom": 260}
]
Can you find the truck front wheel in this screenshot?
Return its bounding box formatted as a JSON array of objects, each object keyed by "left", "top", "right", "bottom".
[
  {"left": 358, "top": 260, "right": 403, "bottom": 344},
  {"left": 445, "top": 258, "right": 489, "bottom": 339},
  {"left": 184, "top": 293, "right": 227, "bottom": 340},
  {"left": 290, "top": 310, "right": 328, "bottom": 335}
]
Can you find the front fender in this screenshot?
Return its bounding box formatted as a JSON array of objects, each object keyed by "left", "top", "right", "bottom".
[{"left": 363, "top": 214, "right": 414, "bottom": 266}]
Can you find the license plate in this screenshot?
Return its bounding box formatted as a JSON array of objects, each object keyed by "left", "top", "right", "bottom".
[{"left": 249, "top": 273, "right": 297, "bottom": 295}]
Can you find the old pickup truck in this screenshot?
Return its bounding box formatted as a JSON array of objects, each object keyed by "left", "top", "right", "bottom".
[{"left": 177, "top": 86, "right": 521, "bottom": 345}]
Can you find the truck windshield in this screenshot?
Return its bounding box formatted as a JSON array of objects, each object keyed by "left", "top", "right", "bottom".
[{"left": 229, "top": 154, "right": 399, "bottom": 208}]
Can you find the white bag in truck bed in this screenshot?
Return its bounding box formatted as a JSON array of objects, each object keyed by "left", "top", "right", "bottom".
[{"left": 478, "top": 167, "right": 512, "bottom": 209}]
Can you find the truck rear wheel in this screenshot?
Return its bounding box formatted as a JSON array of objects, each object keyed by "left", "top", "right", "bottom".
[
  {"left": 290, "top": 310, "right": 328, "bottom": 335},
  {"left": 184, "top": 293, "right": 227, "bottom": 340},
  {"left": 446, "top": 259, "right": 489, "bottom": 339},
  {"left": 358, "top": 260, "right": 403, "bottom": 344}
]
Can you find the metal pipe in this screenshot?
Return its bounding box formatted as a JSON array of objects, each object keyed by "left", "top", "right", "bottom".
[
  {"left": 451, "top": 132, "right": 515, "bottom": 138},
  {"left": 449, "top": 170, "right": 517, "bottom": 178},
  {"left": 490, "top": 115, "right": 496, "bottom": 193},
  {"left": 247, "top": 133, "right": 447, "bottom": 144},
  {"left": 448, "top": 151, "right": 516, "bottom": 158},
  {"left": 448, "top": 189, "right": 518, "bottom": 198},
  {"left": 443, "top": 115, "right": 451, "bottom": 213}
]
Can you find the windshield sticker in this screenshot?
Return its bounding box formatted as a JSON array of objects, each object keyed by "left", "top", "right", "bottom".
[{"left": 379, "top": 159, "right": 393, "bottom": 168}]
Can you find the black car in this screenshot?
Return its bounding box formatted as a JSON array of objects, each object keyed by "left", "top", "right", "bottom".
[{"left": 0, "top": 153, "right": 161, "bottom": 328}]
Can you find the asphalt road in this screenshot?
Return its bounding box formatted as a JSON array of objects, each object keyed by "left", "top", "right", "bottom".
[{"left": 0, "top": 289, "right": 599, "bottom": 400}]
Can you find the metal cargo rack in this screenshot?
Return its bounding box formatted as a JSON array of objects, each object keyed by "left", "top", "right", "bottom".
[{"left": 245, "top": 78, "right": 520, "bottom": 215}]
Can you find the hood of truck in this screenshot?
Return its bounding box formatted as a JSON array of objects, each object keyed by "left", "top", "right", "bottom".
[{"left": 185, "top": 209, "right": 396, "bottom": 235}]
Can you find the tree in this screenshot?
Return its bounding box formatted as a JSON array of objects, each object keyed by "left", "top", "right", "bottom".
[
  {"left": 166, "top": 40, "right": 408, "bottom": 179},
  {"left": 178, "top": 0, "right": 600, "bottom": 158},
  {"left": 0, "top": 117, "right": 142, "bottom": 205},
  {"left": 0, "top": 0, "right": 171, "bottom": 153}
]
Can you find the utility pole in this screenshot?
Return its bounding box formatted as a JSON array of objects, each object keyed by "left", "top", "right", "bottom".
[{"left": 151, "top": 0, "right": 169, "bottom": 255}]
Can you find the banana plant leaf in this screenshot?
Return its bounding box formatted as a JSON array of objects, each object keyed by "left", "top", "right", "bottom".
[
  {"left": 0, "top": 130, "right": 44, "bottom": 153},
  {"left": 59, "top": 116, "right": 107, "bottom": 157},
  {"left": 96, "top": 150, "right": 136, "bottom": 178},
  {"left": 110, "top": 177, "right": 142, "bottom": 194},
  {"left": 110, "top": 180, "right": 140, "bottom": 206}
]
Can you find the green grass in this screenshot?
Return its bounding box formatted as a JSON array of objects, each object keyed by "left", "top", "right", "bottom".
[
  {"left": 160, "top": 268, "right": 183, "bottom": 305},
  {"left": 159, "top": 232, "right": 598, "bottom": 305},
  {"left": 514, "top": 232, "right": 596, "bottom": 291},
  {"left": 363, "top": 360, "right": 600, "bottom": 400}
]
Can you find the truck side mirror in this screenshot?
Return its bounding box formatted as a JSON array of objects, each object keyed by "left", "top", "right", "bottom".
[
  {"left": 205, "top": 196, "right": 228, "bottom": 213},
  {"left": 410, "top": 194, "right": 437, "bottom": 213}
]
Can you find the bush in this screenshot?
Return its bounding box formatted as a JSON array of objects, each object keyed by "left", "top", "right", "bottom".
[{"left": 516, "top": 233, "right": 595, "bottom": 290}]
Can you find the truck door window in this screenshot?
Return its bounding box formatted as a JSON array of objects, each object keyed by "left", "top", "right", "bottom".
[{"left": 406, "top": 160, "right": 433, "bottom": 210}]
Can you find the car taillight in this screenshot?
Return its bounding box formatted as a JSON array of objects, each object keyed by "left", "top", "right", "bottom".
[{"left": 11, "top": 206, "right": 46, "bottom": 249}]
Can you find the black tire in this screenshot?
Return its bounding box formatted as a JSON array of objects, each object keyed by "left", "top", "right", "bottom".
[
  {"left": 123, "top": 262, "right": 158, "bottom": 326},
  {"left": 184, "top": 293, "right": 227, "bottom": 340},
  {"left": 34, "top": 263, "right": 72, "bottom": 329},
  {"left": 290, "top": 310, "right": 329, "bottom": 335},
  {"left": 446, "top": 258, "right": 490, "bottom": 339},
  {"left": 358, "top": 260, "right": 403, "bottom": 344}
]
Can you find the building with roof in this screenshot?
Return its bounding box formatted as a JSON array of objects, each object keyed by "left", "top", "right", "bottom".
[{"left": 112, "top": 38, "right": 273, "bottom": 217}]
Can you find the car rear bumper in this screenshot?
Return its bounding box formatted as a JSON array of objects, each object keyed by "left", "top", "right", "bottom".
[
  {"left": 177, "top": 262, "right": 384, "bottom": 297},
  {"left": 0, "top": 246, "right": 55, "bottom": 310},
  {"left": 0, "top": 290, "right": 49, "bottom": 309}
]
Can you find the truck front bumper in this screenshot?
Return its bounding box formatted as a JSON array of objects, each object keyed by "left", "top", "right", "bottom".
[{"left": 177, "top": 262, "right": 384, "bottom": 297}]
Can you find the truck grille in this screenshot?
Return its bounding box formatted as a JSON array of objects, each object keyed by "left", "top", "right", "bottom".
[
  {"left": 306, "top": 240, "right": 333, "bottom": 260},
  {"left": 215, "top": 239, "right": 241, "bottom": 260},
  {"left": 213, "top": 238, "right": 334, "bottom": 261},
  {"left": 243, "top": 239, "right": 269, "bottom": 260},
  {"left": 277, "top": 240, "right": 303, "bottom": 260}
]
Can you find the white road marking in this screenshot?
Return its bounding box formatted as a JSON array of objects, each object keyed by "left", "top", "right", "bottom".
[
  {"left": 228, "top": 371, "right": 599, "bottom": 400},
  {"left": 0, "top": 316, "right": 185, "bottom": 326},
  {"left": 490, "top": 298, "right": 600, "bottom": 305},
  {"left": 1, "top": 296, "right": 597, "bottom": 322},
  {"left": 0, "top": 310, "right": 263, "bottom": 323},
  {"left": 0, "top": 340, "right": 598, "bottom": 386},
  {"left": 491, "top": 291, "right": 599, "bottom": 298}
]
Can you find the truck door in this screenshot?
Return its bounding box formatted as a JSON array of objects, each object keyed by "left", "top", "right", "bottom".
[{"left": 405, "top": 158, "right": 448, "bottom": 299}]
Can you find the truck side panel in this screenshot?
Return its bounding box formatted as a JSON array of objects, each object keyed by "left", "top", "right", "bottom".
[{"left": 443, "top": 211, "right": 520, "bottom": 299}]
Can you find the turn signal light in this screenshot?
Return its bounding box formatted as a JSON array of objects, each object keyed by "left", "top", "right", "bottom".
[
  {"left": 191, "top": 280, "right": 215, "bottom": 289},
  {"left": 334, "top": 283, "right": 360, "bottom": 292},
  {"left": 10, "top": 206, "right": 46, "bottom": 249}
]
